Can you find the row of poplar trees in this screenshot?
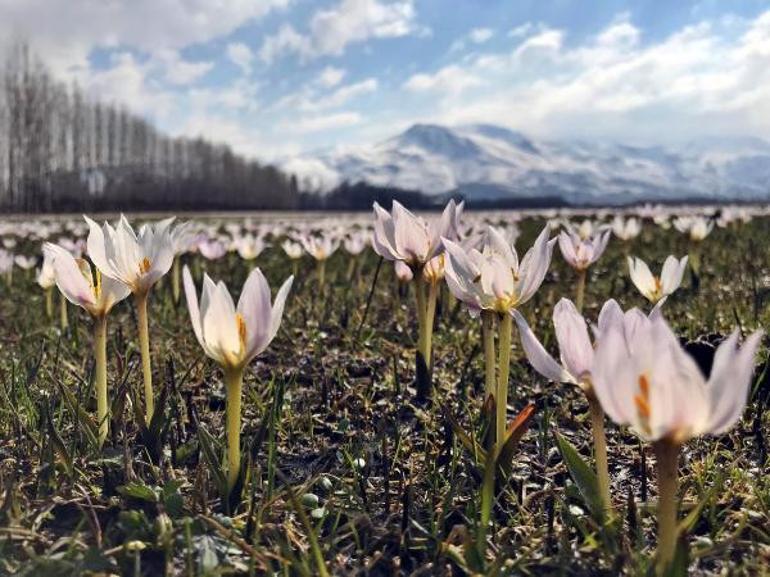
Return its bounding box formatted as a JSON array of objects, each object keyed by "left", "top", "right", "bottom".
[{"left": 0, "top": 42, "right": 300, "bottom": 213}]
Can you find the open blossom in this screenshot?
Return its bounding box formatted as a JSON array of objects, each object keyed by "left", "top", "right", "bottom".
[
  {"left": 372, "top": 199, "right": 463, "bottom": 268},
  {"left": 514, "top": 298, "right": 643, "bottom": 389},
  {"left": 558, "top": 228, "right": 610, "bottom": 271},
  {"left": 43, "top": 243, "right": 130, "bottom": 317},
  {"left": 233, "top": 234, "right": 268, "bottom": 260},
  {"left": 611, "top": 216, "right": 642, "bottom": 241},
  {"left": 592, "top": 309, "right": 762, "bottom": 442},
  {"left": 299, "top": 233, "right": 339, "bottom": 261},
  {"left": 281, "top": 240, "right": 303, "bottom": 260},
  {"left": 628, "top": 256, "right": 688, "bottom": 305},
  {"left": 198, "top": 238, "right": 227, "bottom": 260},
  {"left": 673, "top": 216, "right": 713, "bottom": 241},
  {"left": 85, "top": 215, "right": 175, "bottom": 295},
  {"left": 14, "top": 255, "right": 37, "bottom": 270},
  {"left": 343, "top": 232, "right": 368, "bottom": 256},
  {"left": 442, "top": 225, "right": 555, "bottom": 315},
  {"left": 183, "top": 266, "right": 293, "bottom": 371}
]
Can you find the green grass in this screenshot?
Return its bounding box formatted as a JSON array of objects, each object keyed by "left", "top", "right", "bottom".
[{"left": 0, "top": 216, "right": 769, "bottom": 576}]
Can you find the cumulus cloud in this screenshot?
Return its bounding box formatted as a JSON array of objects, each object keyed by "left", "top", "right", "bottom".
[
  {"left": 0, "top": 0, "right": 290, "bottom": 75},
  {"left": 403, "top": 65, "right": 482, "bottom": 94},
  {"left": 259, "top": 0, "right": 420, "bottom": 63},
  {"left": 290, "top": 112, "right": 363, "bottom": 133},
  {"left": 449, "top": 26, "right": 495, "bottom": 53},
  {"left": 154, "top": 50, "right": 213, "bottom": 86},
  {"left": 317, "top": 66, "right": 347, "bottom": 87},
  {"left": 226, "top": 42, "right": 254, "bottom": 75},
  {"left": 402, "top": 11, "right": 770, "bottom": 144}
]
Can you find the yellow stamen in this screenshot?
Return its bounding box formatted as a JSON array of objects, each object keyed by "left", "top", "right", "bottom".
[{"left": 139, "top": 257, "right": 152, "bottom": 274}]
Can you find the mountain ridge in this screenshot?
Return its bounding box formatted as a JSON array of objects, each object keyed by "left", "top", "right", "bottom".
[{"left": 283, "top": 123, "right": 770, "bottom": 204}]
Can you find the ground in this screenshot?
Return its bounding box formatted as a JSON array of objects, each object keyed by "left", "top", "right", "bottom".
[{"left": 0, "top": 213, "right": 769, "bottom": 576}]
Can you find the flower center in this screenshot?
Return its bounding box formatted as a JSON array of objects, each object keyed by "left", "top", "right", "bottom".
[
  {"left": 236, "top": 313, "right": 247, "bottom": 350},
  {"left": 634, "top": 373, "right": 652, "bottom": 435},
  {"left": 139, "top": 257, "right": 152, "bottom": 274}
]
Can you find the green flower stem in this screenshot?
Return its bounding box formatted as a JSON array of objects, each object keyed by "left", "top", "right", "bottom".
[
  {"left": 496, "top": 312, "right": 513, "bottom": 446},
  {"left": 135, "top": 292, "right": 154, "bottom": 423},
  {"left": 425, "top": 279, "right": 438, "bottom": 363},
  {"left": 654, "top": 439, "right": 681, "bottom": 575},
  {"left": 59, "top": 292, "right": 69, "bottom": 330},
  {"left": 414, "top": 270, "right": 430, "bottom": 400},
  {"left": 45, "top": 287, "right": 53, "bottom": 319},
  {"left": 575, "top": 268, "right": 587, "bottom": 313},
  {"left": 318, "top": 259, "right": 326, "bottom": 289},
  {"left": 292, "top": 259, "right": 299, "bottom": 279},
  {"left": 172, "top": 257, "right": 181, "bottom": 304},
  {"left": 94, "top": 314, "right": 109, "bottom": 447},
  {"left": 224, "top": 367, "right": 244, "bottom": 492},
  {"left": 587, "top": 391, "right": 612, "bottom": 514},
  {"left": 482, "top": 310, "right": 496, "bottom": 400}
]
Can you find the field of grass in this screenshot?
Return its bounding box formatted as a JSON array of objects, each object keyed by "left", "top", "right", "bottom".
[{"left": 0, "top": 210, "right": 769, "bottom": 576}]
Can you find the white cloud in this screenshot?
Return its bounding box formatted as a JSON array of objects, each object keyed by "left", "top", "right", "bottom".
[
  {"left": 0, "top": 0, "right": 290, "bottom": 75},
  {"left": 154, "top": 50, "right": 213, "bottom": 86},
  {"left": 449, "top": 26, "right": 495, "bottom": 53},
  {"left": 407, "top": 10, "right": 770, "bottom": 144},
  {"left": 82, "top": 52, "right": 174, "bottom": 120},
  {"left": 508, "top": 22, "right": 533, "bottom": 38},
  {"left": 259, "top": 24, "right": 310, "bottom": 63},
  {"left": 469, "top": 27, "right": 494, "bottom": 44},
  {"left": 260, "top": 0, "right": 419, "bottom": 63},
  {"left": 226, "top": 42, "right": 254, "bottom": 75},
  {"left": 403, "top": 65, "right": 482, "bottom": 94},
  {"left": 317, "top": 66, "right": 347, "bottom": 87},
  {"left": 290, "top": 112, "right": 363, "bottom": 133},
  {"left": 308, "top": 78, "right": 378, "bottom": 110}
]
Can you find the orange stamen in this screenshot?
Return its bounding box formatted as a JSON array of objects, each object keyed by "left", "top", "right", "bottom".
[
  {"left": 139, "top": 257, "right": 152, "bottom": 274},
  {"left": 235, "top": 313, "right": 247, "bottom": 349}
]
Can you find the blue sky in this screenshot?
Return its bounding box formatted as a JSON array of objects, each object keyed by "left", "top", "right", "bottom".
[{"left": 3, "top": 0, "right": 770, "bottom": 162}]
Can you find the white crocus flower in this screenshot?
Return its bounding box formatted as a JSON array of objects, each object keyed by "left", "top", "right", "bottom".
[
  {"left": 372, "top": 199, "right": 463, "bottom": 268},
  {"left": 611, "top": 216, "right": 642, "bottom": 241},
  {"left": 183, "top": 265, "right": 293, "bottom": 491},
  {"left": 85, "top": 214, "right": 175, "bottom": 423},
  {"left": 628, "top": 255, "right": 688, "bottom": 305},
  {"left": 442, "top": 225, "right": 555, "bottom": 316},
  {"left": 85, "top": 215, "right": 175, "bottom": 295},
  {"left": 558, "top": 228, "right": 611, "bottom": 272},
  {"left": 44, "top": 242, "right": 131, "bottom": 445}
]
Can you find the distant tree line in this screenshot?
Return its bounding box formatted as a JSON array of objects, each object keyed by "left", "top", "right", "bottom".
[{"left": 0, "top": 42, "right": 300, "bottom": 213}]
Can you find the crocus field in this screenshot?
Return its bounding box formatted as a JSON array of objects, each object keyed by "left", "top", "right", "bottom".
[{"left": 0, "top": 205, "right": 769, "bottom": 576}]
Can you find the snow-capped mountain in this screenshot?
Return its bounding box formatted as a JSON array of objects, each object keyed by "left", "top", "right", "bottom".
[{"left": 283, "top": 123, "right": 770, "bottom": 204}]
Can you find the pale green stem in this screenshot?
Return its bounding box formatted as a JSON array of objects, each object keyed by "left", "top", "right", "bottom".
[
  {"left": 346, "top": 257, "right": 356, "bottom": 281},
  {"left": 45, "top": 286, "right": 53, "bottom": 319},
  {"left": 424, "top": 280, "right": 438, "bottom": 364},
  {"left": 292, "top": 259, "right": 299, "bottom": 279},
  {"left": 654, "top": 439, "right": 681, "bottom": 576},
  {"left": 415, "top": 271, "right": 428, "bottom": 360},
  {"left": 318, "top": 259, "right": 326, "bottom": 289},
  {"left": 587, "top": 391, "right": 612, "bottom": 514},
  {"left": 482, "top": 310, "right": 496, "bottom": 400},
  {"left": 94, "top": 314, "right": 108, "bottom": 447},
  {"left": 225, "top": 367, "right": 244, "bottom": 492},
  {"left": 135, "top": 292, "right": 154, "bottom": 423},
  {"left": 172, "top": 257, "right": 181, "bottom": 305},
  {"left": 59, "top": 292, "right": 69, "bottom": 330},
  {"left": 575, "top": 268, "right": 587, "bottom": 313},
  {"left": 496, "top": 312, "right": 512, "bottom": 446}
]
